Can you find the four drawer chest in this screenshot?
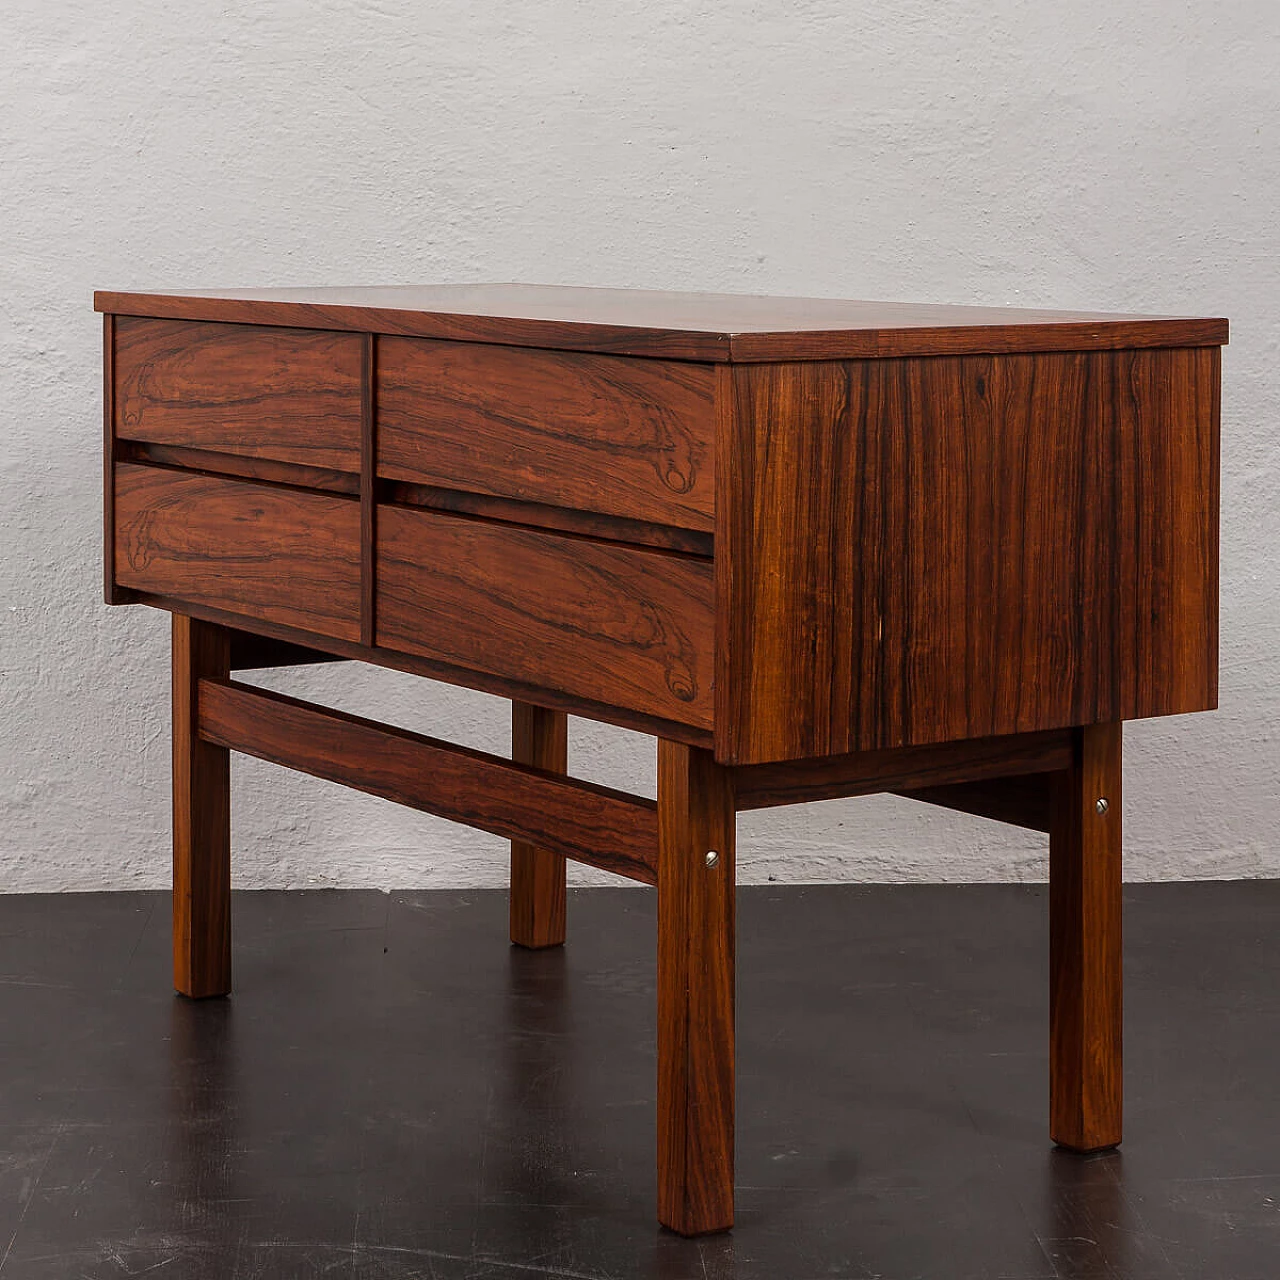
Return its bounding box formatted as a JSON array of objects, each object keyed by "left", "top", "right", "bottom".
[{"left": 95, "top": 283, "right": 1226, "bottom": 1234}]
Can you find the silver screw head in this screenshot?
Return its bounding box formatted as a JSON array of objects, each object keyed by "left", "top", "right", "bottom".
[
  {"left": 704, "top": 850, "right": 720, "bottom": 868},
  {"left": 1096, "top": 797, "right": 1110, "bottom": 815}
]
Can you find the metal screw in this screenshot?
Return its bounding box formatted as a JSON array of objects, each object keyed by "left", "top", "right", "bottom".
[
  {"left": 1096, "top": 797, "right": 1110, "bottom": 815},
  {"left": 705, "top": 850, "right": 720, "bottom": 869}
]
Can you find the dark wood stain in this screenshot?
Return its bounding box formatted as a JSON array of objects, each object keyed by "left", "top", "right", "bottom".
[
  {"left": 657, "top": 741, "right": 736, "bottom": 1235},
  {"left": 228, "top": 630, "right": 346, "bottom": 671},
  {"left": 378, "top": 338, "right": 716, "bottom": 530},
  {"left": 895, "top": 773, "right": 1053, "bottom": 832},
  {"left": 102, "top": 313, "right": 137, "bottom": 604},
  {"left": 114, "top": 465, "right": 361, "bottom": 642},
  {"left": 114, "top": 316, "right": 363, "bottom": 470},
  {"left": 1050, "top": 722, "right": 1123, "bottom": 1151},
  {"left": 718, "top": 349, "right": 1220, "bottom": 764},
  {"left": 361, "top": 334, "right": 377, "bottom": 647},
  {"left": 95, "top": 283, "right": 1228, "bottom": 363},
  {"left": 116, "top": 440, "right": 711, "bottom": 555},
  {"left": 1115, "top": 346, "right": 1220, "bottom": 719},
  {"left": 126, "top": 590, "right": 717, "bottom": 749},
  {"left": 381, "top": 479, "right": 714, "bottom": 556},
  {"left": 199, "top": 679, "right": 658, "bottom": 884},
  {"left": 96, "top": 286, "right": 1225, "bottom": 1238},
  {"left": 731, "top": 729, "right": 1072, "bottom": 811},
  {"left": 172, "top": 614, "right": 231, "bottom": 998},
  {"left": 377, "top": 505, "right": 715, "bottom": 730},
  {"left": 509, "top": 703, "right": 569, "bottom": 949},
  {"left": 120, "top": 440, "right": 360, "bottom": 495}
]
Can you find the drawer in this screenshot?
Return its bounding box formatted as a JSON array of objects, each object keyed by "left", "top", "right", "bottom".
[
  {"left": 114, "top": 464, "right": 361, "bottom": 641},
  {"left": 377, "top": 505, "right": 714, "bottom": 727},
  {"left": 377, "top": 339, "right": 716, "bottom": 531},
  {"left": 113, "top": 317, "right": 363, "bottom": 471}
]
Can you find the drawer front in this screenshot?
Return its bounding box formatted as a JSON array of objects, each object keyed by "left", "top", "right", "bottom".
[
  {"left": 114, "top": 317, "right": 363, "bottom": 471},
  {"left": 115, "top": 464, "right": 361, "bottom": 641},
  {"left": 377, "top": 506, "right": 714, "bottom": 727},
  {"left": 377, "top": 339, "right": 716, "bottom": 531}
]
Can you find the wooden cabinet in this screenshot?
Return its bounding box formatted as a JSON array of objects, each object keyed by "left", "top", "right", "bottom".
[
  {"left": 104, "top": 300, "right": 1223, "bottom": 755},
  {"left": 96, "top": 282, "right": 1226, "bottom": 1237}
]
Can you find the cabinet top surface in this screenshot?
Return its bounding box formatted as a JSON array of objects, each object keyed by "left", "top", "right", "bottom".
[{"left": 95, "top": 282, "right": 1228, "bottom": 362}]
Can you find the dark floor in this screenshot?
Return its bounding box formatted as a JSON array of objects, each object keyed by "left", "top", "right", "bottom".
[{"left": 0, "top": 884, "right": 1278, "bottom": 1279}]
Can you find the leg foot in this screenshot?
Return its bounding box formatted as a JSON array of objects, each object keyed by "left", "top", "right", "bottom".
[
  {"left": 172, "top": 614, "right": 231, "bottom": 998},
  {"left": 510, "top": 702, "right": 568, "bottom": 949},
  {"left": 656, "top": 740, "right": 735, "bottom": 1235},
  {"left": 1050, "top": 721, "right": 1123, "bottom": 1151}
]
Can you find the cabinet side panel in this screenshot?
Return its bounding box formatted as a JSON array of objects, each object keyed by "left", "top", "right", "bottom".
[
  {"left": 720, "top": 354, "right": 1141, "bottom": 764},
  {"left": 1115, "top": 346, "right": 1220, "bottom": 717},
  {"left": 888, "top": 351, "right": 1117, "bottom": 747},
  {"left": 718, "top": 360, "right": 883, "bottom": 763}
]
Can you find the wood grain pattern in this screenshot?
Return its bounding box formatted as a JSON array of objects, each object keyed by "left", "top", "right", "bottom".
[
  {"left": 1050, "top": 722, "right": 1123, "bottom": 1151},
  {"left": 657, "top": 741, "right": 735, "bottom": 1236},
  {"left": 94, "top": 283, "right": 1228, "bottom": 1237},
  {"left": 172, "top": 614, "right": 231, "bottom": 999},
  {"left": 127, "top": 589, "right": 717, "bottom": 749},
  {"left": 1116, "top": 346, "right": 1220, "bottom": 718},
  {"left": 894, "top": 774, "right": 1052, "bottom": 832},
  {"left": 718, "top": 349, "right": 1220, "bottom": 764},
  {"left": 114, "top": 465, "right": 361, "bottom": 642},
  {"left": 378, "top": 339, "right": 715, "bottom": 530},
  {"left": 95, "top": 284, "right": 1227, "bottom": 363},
  {"left": 120, "top": 440, "right": 359, "bottom": 495},
  {"left": 382, "top": 479, "right": 714, "bottom": 556},
  {"left": 114, "top": 317, "right": 362, "bottom": 469},
  {"left": 378, "top": 506, "right": 715, "bottom": 730},
  {"left": 199, "top": 679, "right": 658, "bottom": 884},
  {"left": 510, "top": 703, "right": 568, "bottom": 949},
  {"left": 731, "top": 729, "right": 1071, "bottom": 810}
]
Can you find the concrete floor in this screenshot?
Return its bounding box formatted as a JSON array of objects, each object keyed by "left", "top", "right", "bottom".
[{"left": 0, "top": 883, "right": 1277, "bottom": 1278}]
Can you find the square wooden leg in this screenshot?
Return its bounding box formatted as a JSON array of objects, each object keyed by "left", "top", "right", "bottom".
[
  {"left": 172, "top": 614, "right": 231, "bottom": 998},
  {"left": 656, "top": 740, "right": 735, "bottom": 1235},
  {"left": 509, "top": 702, "right": 568, "bottom": 949},
  {"left": 1050, "top": 721, "right": 1123, "bottom": 1151}
]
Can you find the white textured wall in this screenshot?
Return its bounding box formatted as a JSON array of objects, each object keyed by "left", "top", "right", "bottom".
[{"left": 3, "top": 1, "right": 1277, "bottom": 892}]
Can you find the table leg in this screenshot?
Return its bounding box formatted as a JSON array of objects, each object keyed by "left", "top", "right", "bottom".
[
  {"left": 656, "top": 740, "right": 735, "bottom": 1235},
  {"left": 1050, "top": 721, "right": 1123, "bottom": 1151},
  {"left": 172, "top": 614, "right": 231, "bottom": 998},
  {"left": 509, "top": 702, "right": 568, "bottom": 949}
]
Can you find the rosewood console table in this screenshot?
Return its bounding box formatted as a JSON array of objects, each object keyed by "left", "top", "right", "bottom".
[{"left": 95, "top": 284, "right": 1225, "bottom": 1235}]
